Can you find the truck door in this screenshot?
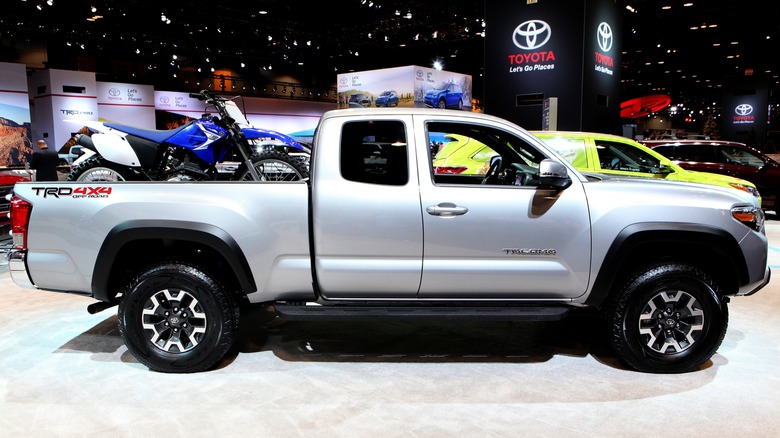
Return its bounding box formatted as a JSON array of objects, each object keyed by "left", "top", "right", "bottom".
[
  {"left": 311, "top": 117, "right": 423, "bottom": 298},
  {"left": 418, "top": 120, "right": 592, "bottom": 299}
]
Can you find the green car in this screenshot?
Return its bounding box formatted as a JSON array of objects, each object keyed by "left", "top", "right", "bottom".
[
  {"left": 432, "top": 130, "right": 760, "bottom": 200},
  {"left": 431, "top": 133, "right": 498, "bottom": 175},
  {"left": 532, "top": 131, "right": 761, "bottom": 200}
]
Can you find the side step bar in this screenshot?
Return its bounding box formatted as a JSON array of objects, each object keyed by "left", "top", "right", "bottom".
[{"left": 274, "top": 304, "right": 570, "bottom": 322}]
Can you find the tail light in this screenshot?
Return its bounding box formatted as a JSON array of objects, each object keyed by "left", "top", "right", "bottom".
[
  {"left": 433, "top": 166, "right": 468, "bottom": 174},
  {"left": 9, "top": 196, "right": 32, "bottom": 250}
]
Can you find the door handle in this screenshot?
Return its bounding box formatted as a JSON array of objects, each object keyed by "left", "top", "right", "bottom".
[{"left": 426, "top": 203, "right": 469, "bottom": 216}]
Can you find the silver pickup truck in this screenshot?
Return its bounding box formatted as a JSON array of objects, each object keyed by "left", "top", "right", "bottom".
[{"left": 7, "top": 108, "right": 770, "bottom": 374}]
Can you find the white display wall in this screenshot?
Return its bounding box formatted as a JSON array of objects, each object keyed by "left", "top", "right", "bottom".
[
  {"left": 154, "top": 90, "right": 331, "bottom": 135},
  {"left": 28, "top": 68, "right": 98, "bottom": 152},
  {"left": 97, "top": 82, "right": 156, "bottom": 129}
]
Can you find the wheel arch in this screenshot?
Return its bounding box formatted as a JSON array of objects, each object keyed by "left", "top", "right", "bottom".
[
  {"left": 585, "top": 222, "right": 748, "bottom": 308},
  {"left": 91, "top": 220, "right": 256, "bottom": 302}
]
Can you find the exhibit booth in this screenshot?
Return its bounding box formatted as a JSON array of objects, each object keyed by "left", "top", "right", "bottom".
[{"left": 0, "top": 63, "right": 337, "bottom": 166}]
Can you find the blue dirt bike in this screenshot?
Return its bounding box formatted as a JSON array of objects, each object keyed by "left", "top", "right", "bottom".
[{"left": 68, "top": 90, "right": 309, "bottom": 182}]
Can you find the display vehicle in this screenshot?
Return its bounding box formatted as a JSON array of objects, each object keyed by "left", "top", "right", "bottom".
[
  {"left": 534, "top": 131, "right": 761, "bottom": 200},
  {"left": 375, "top": 90, "right": 399, "bottom": 107},
  {"left": 424, "top": 81, "right": 464, "bottom": 109},
  {"left": 643, "top": 139, "right": 780, "bottom": 211},
  {"left": 7, "top": 108, "right": 769, "bottom": 374}
]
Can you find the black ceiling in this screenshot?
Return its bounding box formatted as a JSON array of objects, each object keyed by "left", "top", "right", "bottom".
[{"left": 1, "top": 0, "right": 778, "bottom": 114}]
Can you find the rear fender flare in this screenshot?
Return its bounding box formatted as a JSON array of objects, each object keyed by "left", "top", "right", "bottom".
[{"left": 91, "top": 220, "right": 255, "bottom": 302}]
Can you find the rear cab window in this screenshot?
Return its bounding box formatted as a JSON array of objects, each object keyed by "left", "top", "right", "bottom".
[{"left": 339, "top": 120, "right": 409, "bottom": 186}]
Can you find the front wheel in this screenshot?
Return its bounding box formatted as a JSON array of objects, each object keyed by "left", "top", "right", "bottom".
[
  {"left": 117, "top": 262, "right": 240, "bottom": 373},
  {"left": 66, "top": 154, "right": 135, "bottom": 181},
  {"left": 232, "top": 150, "right": 310, "bottom": 181},
  {"left": 605, "top": 263, "right": 728, "bottom": 373}
]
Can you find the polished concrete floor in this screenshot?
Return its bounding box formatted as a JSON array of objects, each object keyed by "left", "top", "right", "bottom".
[{"left": 2, "top": 221, "right": 780, "bottom": 437}]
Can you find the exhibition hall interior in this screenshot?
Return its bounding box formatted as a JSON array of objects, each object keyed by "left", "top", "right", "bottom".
[{"left": 2, "top": 1, "right": 780, "bottom": 437}]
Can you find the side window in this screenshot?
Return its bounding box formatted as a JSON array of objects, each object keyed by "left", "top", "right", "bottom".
[
  {"left": 340, "top": 120, "right": 408, "bottom": 186},
  {"left": 428, "top": 122, "right": 546, "bottom": 186},
  {"left": 595, "top": 140, "right": 661, "bottom": 173},
  {"left": 652, "top": 145, "right": 677, "bottom": 160},
  {"left": 676, "top": 144, "right": 716, "bottom": 162},
  {"left": 719, "top": 146, "right": 764, "bottom": 167}
]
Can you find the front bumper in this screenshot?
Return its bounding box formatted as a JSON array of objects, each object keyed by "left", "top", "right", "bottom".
[{"left": 738, "top": 266, "right": 771, "bottom": 296}]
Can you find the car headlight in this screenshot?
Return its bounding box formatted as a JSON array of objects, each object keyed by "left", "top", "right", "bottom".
[
  {"left": 732, "top": 205, "right": 764, "bottom": 231},
  {"left": 729, "top": 182, "right": 761, "bottom": 199}
]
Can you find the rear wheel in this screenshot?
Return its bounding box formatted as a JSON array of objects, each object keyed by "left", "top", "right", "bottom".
[
  {"left": 67, "top": 155, "right": 135, "bottom": 181},
  {"left": 605, "top": 262, "right": 728, "bottom": 373},
  {"left": 232, "top": 150, "right": 309, "bottom": 181},
  {"left": 118, "top": 262, "right": 240, "bottom": 373}
]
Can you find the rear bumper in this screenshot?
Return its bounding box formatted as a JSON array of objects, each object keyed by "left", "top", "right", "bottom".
[{"left": 8, "top": 250, "right": 35, "bottom": 289}]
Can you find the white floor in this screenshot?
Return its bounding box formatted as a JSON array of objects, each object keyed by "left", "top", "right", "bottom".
[{"left": 2, "top": 222, "right": 780, "bottom": 437}]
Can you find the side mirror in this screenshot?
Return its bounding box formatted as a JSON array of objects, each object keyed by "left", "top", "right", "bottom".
[{"left": 538, "top": 159, "right": 572, "bottom": 190}]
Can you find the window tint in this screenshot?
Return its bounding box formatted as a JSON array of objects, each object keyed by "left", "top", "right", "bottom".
[
  {"left": 340, "top": 120, "right": 408, "bottom": 186},
  {"left": 658, "top": 144, "right": 716, "bottom": 162},
  {"left": 428, "top": 122, "right": 546, "bottom": 186}
]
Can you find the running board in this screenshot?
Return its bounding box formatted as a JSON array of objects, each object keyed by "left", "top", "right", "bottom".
[{"left": 274, "top": 304, "right": 570, "bottom": 322}]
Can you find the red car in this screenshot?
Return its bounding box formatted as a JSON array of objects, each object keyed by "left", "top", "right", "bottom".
[
  {"left": 0, "top": 173, "right": 30, "bottom": 238},
  {"left": 642, "top": 139, "right": 780, "bottom": 211}
]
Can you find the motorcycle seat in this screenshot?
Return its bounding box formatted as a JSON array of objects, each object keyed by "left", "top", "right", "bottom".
[{"left": 104, "top": 122, "right": 190, "bottom": 144}]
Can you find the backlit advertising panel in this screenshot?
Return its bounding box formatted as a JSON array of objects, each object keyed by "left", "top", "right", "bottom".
[
  {"left": 582, "top": 0, "right": 621, "bottom": 133},
  {"left": 0, "top": 62, "right": 32, "bottom": 166},
  {"left": 485, "top": 0, "right": 620, "bottom": 131},
  {"left": 336, "top": 65, "right": 472, "bottom": 110},
  {"left": 721, "top": 77, "right": 769, "bottom": 145}
]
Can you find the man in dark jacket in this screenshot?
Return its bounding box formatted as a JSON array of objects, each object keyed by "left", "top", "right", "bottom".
[{"left": 30, "top": 139, "right": 59, "bottom": 181}]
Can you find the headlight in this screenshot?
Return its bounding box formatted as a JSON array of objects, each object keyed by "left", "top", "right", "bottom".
[
  {"left": 732, "top": 205, "right": 764, "bottom": 231},
  {"left": 728, "top": 182, "right": 761, "bottom": 199}
]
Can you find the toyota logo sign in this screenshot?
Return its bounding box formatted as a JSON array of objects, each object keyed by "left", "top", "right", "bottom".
[
  {"left": 597, "top": 22, "right": 613, "bottom": 52},
  {"left": 513, "top": 20, "right": 552, "bottom": 50},
  {"left": 735, "top": 104, "right": 753, "bottom": 116}
]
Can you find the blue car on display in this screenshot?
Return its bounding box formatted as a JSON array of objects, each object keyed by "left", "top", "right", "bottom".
[
  {"left": 375, "top": 90, "right": 399, "bottom": 107},
  {"left": 424, "top": 81, "right": 464, "bottom": 110}
]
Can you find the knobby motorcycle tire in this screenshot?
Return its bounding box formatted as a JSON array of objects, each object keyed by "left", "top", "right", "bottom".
[
  {"left": 66, "top": 154, "right": 138, "bottom": 182},
  {"left": 231, "top": 150, "right": 310, "bottom": 182}
]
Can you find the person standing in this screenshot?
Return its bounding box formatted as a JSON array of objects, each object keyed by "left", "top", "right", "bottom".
[{"left": 30, "top": 139, "right": 59, "bottom": 181}]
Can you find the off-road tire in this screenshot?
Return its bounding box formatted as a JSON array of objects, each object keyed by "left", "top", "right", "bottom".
[
  {"left": 605, "top": 262, "right": 728, "bottom": 373},
  {"left": 117, "top": 262, "right": 240, "bottom": 373}
]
